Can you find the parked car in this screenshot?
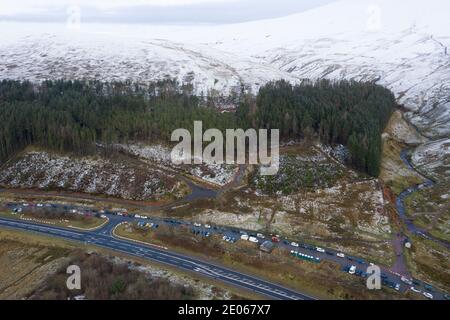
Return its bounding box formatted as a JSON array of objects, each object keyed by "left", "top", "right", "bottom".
[
  {"left": 337, "top": 253, "right": 345, "bottom": 258},
  {"left": 316, "top": 247, "right": 325, "bottom": 253},
  {"left": 249, "top": 236, "right": 259, "bottom": 243},
  {"left": 410, "top": 286, "right": 421, "bottom": 293},
  {"left": 423, "top": 292, "right": 433, "bottom": 299},
  {"left": 395, "top": 283, "right": 401, "bottom": 291},
  {"left": 271, "top": 236, "right": 280, "bottom": 243},
  {"left": 193, "top": 223, "right": 202, "bottom": 227},
  {"left": 257, "top": 233, "right": 265, "bottom": 239},
  {"left": 424, "top": 284, "right": 435, "bottom": 292},
  {"left": 241, "top": 234, "right": 249, "bottom": 241},
  {"left": 349, "top": 265, "right": 356, "bottom": 275},
  {"left": 291, "top": 242, "right": 299, "bottom": 247},
  {"left": 401, "top": 276, "right": 413, "bottom": 285},
  {"left": 204, "top": 224, "right": 211, "bottom": 229}
]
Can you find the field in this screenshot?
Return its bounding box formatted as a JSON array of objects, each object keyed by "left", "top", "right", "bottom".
[
  {"left": 404, "top": 184, "right": 450, "bottom": 242},
  {"left": 404, "top": 235, "right": 450, "bottom": 292},
  {"left": 165, "top": 143, "right": 395, "bottom": 266},
  {"left": 0, "top": 229, "right": 252, "bottom": 300}
]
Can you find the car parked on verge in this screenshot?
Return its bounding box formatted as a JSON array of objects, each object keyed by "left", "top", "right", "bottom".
[
  {"left": 423, "top": 292, "right": 433, "bottom": 299},
  {"left": 249, "top": 236, "right": 259, "bottom": 243},
  {"left": 410, "top": 286, "right": 421, "bottom": 293},
  {"left": 349, "top": 265, "right": 356, "bottom": 275}
]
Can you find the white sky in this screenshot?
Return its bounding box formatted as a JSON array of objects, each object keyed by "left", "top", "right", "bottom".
[
  {"left": 0, "top": 0, "right": 233, "bottom": 14},
  {"left": 0, "top": 0, "right": 335, "bottom": 24}
]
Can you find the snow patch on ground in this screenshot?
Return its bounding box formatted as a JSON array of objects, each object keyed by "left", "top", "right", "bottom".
[
  {"left": 412, "top": 138, "right": 450, "bottom": 181},
  {"left": 117, "top": 143, "right": 236, "bottom": 186},
  {"left": 0, "top": 151, "right": 180, "bottom": 201}
]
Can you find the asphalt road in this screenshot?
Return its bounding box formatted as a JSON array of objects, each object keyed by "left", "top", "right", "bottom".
[{"left": 0, "top": 216, "right": 314, "bottom": 300}]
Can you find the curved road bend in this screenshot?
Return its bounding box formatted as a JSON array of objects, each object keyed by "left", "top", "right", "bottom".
[{"left": 0, "top": 217, "right": 315, "bottom": 301}]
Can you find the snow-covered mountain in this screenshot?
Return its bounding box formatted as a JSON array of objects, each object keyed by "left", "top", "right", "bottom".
[{"left": 1, "top": 0, "right": 449, "bottom": 138}]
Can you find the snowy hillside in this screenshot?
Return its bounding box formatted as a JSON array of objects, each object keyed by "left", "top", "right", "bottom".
[
  {"left": 0, "top": 28, "right": 297, "bottom": 96},
  {"left": 0, "top": 0, "right": 449, "bottom": 137}
]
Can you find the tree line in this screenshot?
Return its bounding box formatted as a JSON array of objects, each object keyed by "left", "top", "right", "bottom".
[
  {"left": 0, "top": 79, "right": 396, "bottom": 176},
  {"left": 238, "top": 79, "right": 396, "bottom": 176}
]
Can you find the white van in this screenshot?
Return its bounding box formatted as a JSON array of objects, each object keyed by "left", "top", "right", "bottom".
[
  {"left": 349, "top": 265, "right": 356, "bottom": 274},
  {"left": 249, "top": 236, "right": 259, "bottom": 243}
]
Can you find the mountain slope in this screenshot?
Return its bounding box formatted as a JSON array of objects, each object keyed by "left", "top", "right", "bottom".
[{"left": 0, "top": 0, "right": 448, "bottom": 137}]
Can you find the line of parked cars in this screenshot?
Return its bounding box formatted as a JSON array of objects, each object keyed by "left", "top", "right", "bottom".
[{"left": 290, "top": 250, "right": 321, "bottom": 263}]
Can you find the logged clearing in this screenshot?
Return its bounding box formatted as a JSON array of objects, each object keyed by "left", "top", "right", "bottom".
[{"left": 0, "top": 148, "right": 188, "bottom": 202}]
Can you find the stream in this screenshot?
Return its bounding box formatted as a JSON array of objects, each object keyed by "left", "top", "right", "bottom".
[{"left": 396, "top": 149, "right": 449, "bottom": 249}]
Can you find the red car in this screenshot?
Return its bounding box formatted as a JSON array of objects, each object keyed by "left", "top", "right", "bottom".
[{"left": 271, "top": 236, "right": 280, "bottom": 243}]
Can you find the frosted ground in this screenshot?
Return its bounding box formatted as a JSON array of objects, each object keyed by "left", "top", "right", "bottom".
[
  {"left": 115, "top": 144, "right": 237, "bottom": 186},
  {"left": 412, "top": 138, "right": 450, "bottom": 181},
  {"left": 0, "top": 151, "right": 185, "bottom": 201}
]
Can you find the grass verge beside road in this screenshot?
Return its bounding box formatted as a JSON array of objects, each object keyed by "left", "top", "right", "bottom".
[{"left": 0, "top": 210, "right": 107, "bottom": 231}]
